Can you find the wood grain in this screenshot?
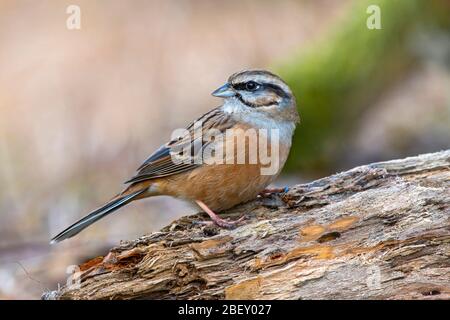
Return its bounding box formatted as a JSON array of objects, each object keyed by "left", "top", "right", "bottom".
[{"left": 42, "top": 150, "right": 450, "bottom": 300}]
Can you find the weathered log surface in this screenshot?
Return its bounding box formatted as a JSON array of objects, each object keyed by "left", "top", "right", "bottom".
[{"left": 43, "top": 150, "right": 450, "bottom": 300}]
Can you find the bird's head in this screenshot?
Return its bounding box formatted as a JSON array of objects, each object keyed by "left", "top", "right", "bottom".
[{"left": 212, "top": 69, "right": 299, "bottom": 123}]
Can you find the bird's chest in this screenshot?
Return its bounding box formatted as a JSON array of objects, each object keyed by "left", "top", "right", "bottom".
[
  {"left": 163, "top": 142, "right": 291, "bottom": 211},
  {"left": 182, "top": 163, "right": 276, "bottom": 211},
  {"left": 160, "top": 121, "right": 293, "bottom": 211}
]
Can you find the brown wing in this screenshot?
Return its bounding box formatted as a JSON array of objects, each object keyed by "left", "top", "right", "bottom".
[{"left": 124, "top": 107, "right": 235, "bottom": 185}]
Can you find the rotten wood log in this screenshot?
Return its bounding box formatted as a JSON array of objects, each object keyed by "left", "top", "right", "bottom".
[{"left": 43, "top": 150, "right": 450, "bottom": 300}]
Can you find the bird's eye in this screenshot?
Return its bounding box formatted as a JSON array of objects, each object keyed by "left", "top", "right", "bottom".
[{"left": 245, "top": 81, "right": 260, "bottom": 91}]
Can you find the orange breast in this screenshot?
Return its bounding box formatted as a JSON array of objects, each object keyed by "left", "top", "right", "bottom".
[{"left": 155, "top": 125, "right": 291, "bottom": 211}]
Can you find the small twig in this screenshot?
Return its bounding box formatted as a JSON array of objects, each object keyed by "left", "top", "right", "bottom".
[{"left": 15, "top": 261, "right": 50, "bottom": 292}]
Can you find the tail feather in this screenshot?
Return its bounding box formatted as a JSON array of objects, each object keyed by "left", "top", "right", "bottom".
[{"left": 50, "top": 189, "right": 147, "bottom": 244}]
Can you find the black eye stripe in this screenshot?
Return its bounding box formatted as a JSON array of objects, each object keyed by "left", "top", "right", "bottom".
[
  {"left": 232, "top": 82, "right": 288, "bottom": 98},
  {"left": 232, "top": 82, "right": 251, "bottom": 91},
  {"left": 232, "top": 81, "right": 260, "bottom": 92},
  {"left": 263, "top": 83, "right": 290, "bottom": 99}
]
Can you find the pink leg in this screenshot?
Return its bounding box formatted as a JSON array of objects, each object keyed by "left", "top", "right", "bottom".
[{"left": 195, "top": 200, "right": 245, "bottom": 229}]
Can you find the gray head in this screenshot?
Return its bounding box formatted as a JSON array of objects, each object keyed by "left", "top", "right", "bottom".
[{"left": 212, "top": 69, "right": 299, "bottom": 122}]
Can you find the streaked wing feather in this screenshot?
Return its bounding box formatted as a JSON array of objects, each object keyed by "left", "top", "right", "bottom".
[
  {"left": 125, "top": 107, "right": 235, "bottom": 185},
  {"left": 136, "top": 145, "right": 171, "bottom": 171}
]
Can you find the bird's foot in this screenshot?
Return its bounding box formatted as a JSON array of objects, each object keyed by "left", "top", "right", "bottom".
[
  {"left": 258, "top": 186, "right": 289, "bottom": 198},
  {"left": 194, "top": 200, "right": 246, "bottom": 229}
]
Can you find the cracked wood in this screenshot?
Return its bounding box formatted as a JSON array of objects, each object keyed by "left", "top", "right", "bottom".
[{"left": 43, "top": 150, "right": 450, "bottom": 300}]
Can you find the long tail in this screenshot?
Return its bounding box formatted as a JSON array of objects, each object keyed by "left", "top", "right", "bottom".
[{"left": 50, "top": 189, "right": 147, "bottom": 244}]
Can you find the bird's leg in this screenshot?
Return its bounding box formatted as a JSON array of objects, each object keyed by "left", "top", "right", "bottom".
[
  {"left": 194, "top": 200, "right": 245, "bottom": 229},
  {"left": 259, "top": 186, "right": 289, "bottom": 198}
]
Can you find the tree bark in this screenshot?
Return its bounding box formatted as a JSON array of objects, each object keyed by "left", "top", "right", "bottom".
[{"left": 43, "top": 150, "right": 450, "bottom": 300}]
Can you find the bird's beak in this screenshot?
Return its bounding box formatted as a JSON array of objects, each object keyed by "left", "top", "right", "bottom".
[{"left": 211, "top": 83, "right": 235, "bottom": 98}]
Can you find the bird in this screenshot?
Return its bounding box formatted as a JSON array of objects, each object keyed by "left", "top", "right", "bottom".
[{"left": 51, "top": 69, "right": 299, "bottom": 243}]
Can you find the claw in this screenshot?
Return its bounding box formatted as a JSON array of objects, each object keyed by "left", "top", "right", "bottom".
[
  {"left": 214, "top": 215, "right": 245, "bottom": 229},
  {"left": 195, "top": 200, "right": 246, "bottom": 229},
  {"left": 259, "top": 186, "right": 289, "bottom": 198}
]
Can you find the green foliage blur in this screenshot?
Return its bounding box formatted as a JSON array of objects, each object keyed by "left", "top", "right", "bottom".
[{"left": 277, "top": 0, "right": 450, "bottom": 174}]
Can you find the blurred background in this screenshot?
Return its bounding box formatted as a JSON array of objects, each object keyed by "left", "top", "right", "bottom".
[{"left": 0, "top": 0, "right": 449, "bottom": 299}]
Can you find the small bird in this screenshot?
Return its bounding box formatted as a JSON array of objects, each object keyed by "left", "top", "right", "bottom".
[{"left": 51, "top": 70, "right": 299, "bottom": 243}]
